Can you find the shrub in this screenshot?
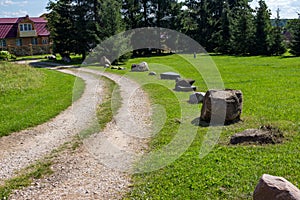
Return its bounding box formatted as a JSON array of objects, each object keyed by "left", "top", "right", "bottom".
[{"left": 0, "top": 51, "right": 11, "bottom": 61}]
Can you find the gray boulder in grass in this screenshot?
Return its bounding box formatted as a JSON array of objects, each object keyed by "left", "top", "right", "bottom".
[
  {"left": 131, "top": 62, "right": 149, "bottom": 72},
  {"left": 174, "top": 78, "right": 196, "bottom": 92},
  {"left": 100, "top": 56, "right": 111, "bottom": 66},
  {"left": 200, "top": 89, "right": 243, "bottom": 124},
  {"left": 253, "top": 174, "right": 300, "bottom": 200}
]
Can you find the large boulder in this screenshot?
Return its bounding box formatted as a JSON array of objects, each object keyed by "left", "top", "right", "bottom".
[
  {"left": 200, "top": 89, "right": 243, "bottom": 124},
  {"left": 174, "top": 78, "right": 196, "bottom": 92},
  {"left": 253, "top": 174, "right": 300, "bottom": 200},
  {"left": 131, "top": 62, "right": 149, "bottom": 72},
  {"left": 189, "top": 92, "right": 206, "bottom": 104},
  {"left": 100, "top": 56, "right": 111, "bottom": 66},
  {"left": 160, "top": 72, "right": 181, "bottom": 80}
]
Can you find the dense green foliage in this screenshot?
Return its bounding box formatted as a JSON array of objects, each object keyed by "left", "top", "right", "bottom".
[
  {"left": 0, "top": 62, "right": 83, "bottom": 137},
  {"left": 271, "top": 9, "right": 287, "bottom": 55},
  {"left": 229, "top": 1, "right": 255, "bottom": 55},
  {"left": 99, "top": 54, "right": 300, "bottom": 199},
  {"left": 254, "top": 0, "right": 273, "bottom": 55},
  {"left": 289, "top": 19, "right": 300, "bottom": 56},
  {"left": 0, "top": 51, "right": 15, "bottom": 61},
  {"left": 46, "top": 0, "right": 297, "bottom": 58},
  {"left": 47, "top": 0, "right": 124, "bottom": 60}
]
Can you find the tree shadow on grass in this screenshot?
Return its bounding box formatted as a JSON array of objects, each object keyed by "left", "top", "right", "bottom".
[
  {"left": 280, "top": 55, "right": 299, "bottom": 59},
  {"left": 191, "top": 117, "right": 242, "bottom": 127}
]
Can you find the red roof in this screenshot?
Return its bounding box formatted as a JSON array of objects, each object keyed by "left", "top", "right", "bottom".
[
  {"left": 0, "top": 18, "right": 19, "bottom": 23},
  {"left": 0, "top": 16, "right": 49, "bottom": 39},
  {"left": 30, "top": 17, "right": 48, "bottom": 23},
  {"left": 34, "top": 23, "right": 49, "bottom": 36}
]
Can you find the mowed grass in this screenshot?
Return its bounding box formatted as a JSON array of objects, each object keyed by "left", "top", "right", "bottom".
[
  {"left": 0, "top": 62, "right": 83, "bottom": 137},
  {"left": 90, "top": 54, "right": 300, "bottom": 199}
]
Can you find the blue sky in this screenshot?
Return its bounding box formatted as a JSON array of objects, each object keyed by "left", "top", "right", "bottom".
[{"left": 0, "top": 0, "right": 299, "bottom": 19}]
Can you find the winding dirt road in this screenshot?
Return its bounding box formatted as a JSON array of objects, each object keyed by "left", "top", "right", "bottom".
[{"left": 0, "top": 66, "right": 151, "bottom": 199}]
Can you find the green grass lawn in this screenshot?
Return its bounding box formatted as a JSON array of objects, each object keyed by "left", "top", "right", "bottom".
[
  {"left": 89, "top": 54, "right": 300, "bottom": 199},
  {"left": 0, "top": 62, "right": 84, "bottom": 137}
]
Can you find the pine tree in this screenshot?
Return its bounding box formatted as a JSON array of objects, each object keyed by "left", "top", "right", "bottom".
[
  {"left": 152, "top": 0, "right": 182, "bottom": 29},
  {"left": 230, "top": 0, "right": 255, "bottom": 55},
  {"left": 207, "top": 0, "right": 225, "bottom": 51},
  {"left": 254, "top": 0, "right": 272, "bottom": 55},
  {"left": 122, "top": 0, "right": 142, "bottom": 29},
  {"left": 95, "top": 0, "right": 128, "bottom": 63},
  {"left": 290, "top": 18, "right": 300, "bottom": 56},
  {"left": 215, "top": 1, "right": 231, "bottom": 54},
  {"left": 98, "top": 0, "right": 124, "bottom": 39},
  {"left": 47, "top": 0, "right": 77, "bottom": 58},
  {"left": 73, "top": 0, "right": 101, "bottom": 60},
  {"left": 47, "top": 0, "right": 101, "bottom": 60},
  {"left": 184, "top": 0, "right": 211, "bottom": 49},
  {"left": 141, "top": 0, "right": 151, "bottom": 27},
  {"left": 270, "top": 8, "right": 286, "bottom": 55}
]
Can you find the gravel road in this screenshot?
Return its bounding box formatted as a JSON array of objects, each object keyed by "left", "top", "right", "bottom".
[{"left": 0, "top": 67, "right": 151, "bottom": 199}]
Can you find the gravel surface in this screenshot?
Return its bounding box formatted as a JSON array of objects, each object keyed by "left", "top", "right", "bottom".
[
  {"left": 0, "top": 69, "right": 103, "bottom": 183},
  {"left": 4, "top": 67, "right": 151, "bottom": 199}
]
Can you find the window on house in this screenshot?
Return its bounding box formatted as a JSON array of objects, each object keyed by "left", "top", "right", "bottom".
[
  {"left": 31, "top": 38, "right": 38, "bottom": 45},
  {"left": 0, "top": 40, "right": 6, "bottom": 47},
  {"left": 16, "top": 39, "right": 22, "bottom": 46},
  {"left": 42, "top": 39, "right": 48, "bottom": 44},
  {"left": 20, "top": 23, "right": 33, "bottom": 31}
]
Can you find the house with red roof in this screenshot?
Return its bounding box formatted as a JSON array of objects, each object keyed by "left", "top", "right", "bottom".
[{"left": 0, "top": 15, "right": 51, "bottom": 56}]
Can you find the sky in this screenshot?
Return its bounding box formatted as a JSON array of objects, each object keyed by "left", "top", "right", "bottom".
[{"left": 0, "top": 0, "right": 299, "bottom": 19}]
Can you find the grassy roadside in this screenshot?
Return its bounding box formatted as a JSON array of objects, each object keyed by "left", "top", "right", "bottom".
[
  {"left": 90, "top": 54, "right": 300, "bottom": 199},
  {"left": 0, "top": 62, "right": 84, "bottom": 137},
  {"left": 78, "top": 75, "right": 122, "bottom": 138},
  {"left": 97, "top": 76, "right": 122, "bottom": 131}
]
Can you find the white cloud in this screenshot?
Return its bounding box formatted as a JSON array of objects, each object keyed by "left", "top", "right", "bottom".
[
  {"left": 250, "top": 0, "right": 299, "bottom": 18},
  {"left": 0, "top": 0, "right": 28, "bottom": 6},
  {"left": 0, "top": 10, "right": 28, "bottom": 17}
]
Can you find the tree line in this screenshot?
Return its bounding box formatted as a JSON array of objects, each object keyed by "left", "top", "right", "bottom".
[{"left": 47, "top": 0, "right": 300, "bottom": 60}]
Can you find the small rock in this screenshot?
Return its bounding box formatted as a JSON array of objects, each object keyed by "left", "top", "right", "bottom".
[
  {"left": 149, "top": 71, "right": 156, "bottom": 76},
  {"left": 189, "top": 92, "right": 205, "bottom": 104},
  {"left": 253, "top": 174, "right": 300, "bottom": 200},
  {"left": 160, "top": 72, "right": 181, "bottom": 80},
  {"left": 45, "top": 55, "right": 56, "bottom": 61}
]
